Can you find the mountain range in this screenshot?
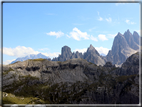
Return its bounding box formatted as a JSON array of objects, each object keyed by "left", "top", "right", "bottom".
[
  {"left": 52, "top": 29, "right": 140, "bottom": 66},
  {"left": 11, "top": 53, "right": 51, "bottom": 64},
  {"left": 11, "top": 29, "right": 140, "bottom": 67}
]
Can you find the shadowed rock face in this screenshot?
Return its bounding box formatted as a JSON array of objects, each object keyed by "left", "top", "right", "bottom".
[{"left": 2, "top": 52, "right": 139, "bottom": 104}]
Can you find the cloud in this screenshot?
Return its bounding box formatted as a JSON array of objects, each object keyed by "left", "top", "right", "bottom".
[
  {"left": 106, "top": 17, "right": 112, "bottom": 22},
  {"left": 90, "top": 35, "right": 98, "bottom": 41},
  {"left": 108, "top": 33, "right": 117, "bottom": 38},
  {"left": 2, "top": 46, "right": 60, "bottom": 59},
  {"left": 3, "top": 59, "right": 16, "bottom": 65},
  {"left": 67, "top": 27, "right": 98, "bottom": 41},
  {"left": 98, "top": 17, "right": 103, "bottom": 21},
  {"left": 73, "top": 48, "right": 87, "bottom": 54},
  {"left": 95, "top": 47, "right": 110, "bottom": 56},
  {"left": 125, "top": 19, "right": 136, "bottom": 24},
  {"left": 67, "top": 27, "right": 90, "bottom": 41},
  {"left": 46, "top": 31, "right": 64, "bottom": 38},
  {"left": 2, "top": 46, "right": 39, "bottom": 57},
  {"left": 98, "top": 34, "right": 108, "bottom": 41}
]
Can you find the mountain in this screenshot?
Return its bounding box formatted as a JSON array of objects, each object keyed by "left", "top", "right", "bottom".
[
  {"left": 3, "top": 52, "right": 139, "bottom": 104},
  {"left": 83, "top": 44, "right": 105, "bottom": 66},
  {"left": 123, "top": 29, "right": 139, "bottom": 50},
  {"left": 11, "top": 53, "right": 51, "bottom": 64},
  {"left": 52, "top": 44, "right": 105, "bottom": 66},
  {"left": 52, "top": 46, "right": 81, "bottom": 62},
  {"left": 106, "top": 30, "right": 140, "bottom": 66}
]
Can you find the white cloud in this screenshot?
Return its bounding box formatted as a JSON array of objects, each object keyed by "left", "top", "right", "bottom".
[
  {"left": 98, "top": 34, "right": 108, "bottom": 41},
  {"left": 126, "top": 19, "right": 130, "bottom": 23},
  {"left": 73, "top": 48, "right": 87, "bottom": 54},
  {"left": 106, "top": 17, "right": 112, "bottom": 22},
  {"left": 125, "top": 19, "right": 136, "bottom": 24},
  {"left": 90, "top": 35, "right": 98, "bottom": 41},
  {"left": 2, "top": 46, "right": 60, "bottom": 59},
  {"left": 67, "top": 27, "right": 98, "bottom": 42},
  {"left": 3, "top": 46, "right": 39, "bottom": 57},
  {"left": 98, "top": 17, "right": 103, "bottom": 21},
  {"left": 3, "top": 59, "right": 16, "bottom": 65},
  {"left": 68, "top": 27, "right": 90, "bottom": 41},
  {"left": 46, "top": 31, "right": 64, "bottom": 38},
  {"left": 95, "top": 47, "right": 110, "bottom": 56},
  {"left": 108, "top": 33, "right": 117, "bottom": 38}
]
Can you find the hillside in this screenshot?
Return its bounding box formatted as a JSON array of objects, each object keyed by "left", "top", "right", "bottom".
[{"left": 2, "top": 52, "right": 140, "bottom": 104}]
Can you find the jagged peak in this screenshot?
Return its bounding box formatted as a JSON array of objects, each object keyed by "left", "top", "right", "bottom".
[
  {"left": 124, "top": 29, "right": 132, "bottom": 35},
  {"left": 88, "top": 44, "right": 95, "bottom": 50},
  {"left": 117, "top": 32, "right": 123, "bottom": 36},
  {"left": 127, "top": 29, "right": 130, "bottom": 33},
  {"left": 133, "top": 31, "right": 139, "bottom": 35}
]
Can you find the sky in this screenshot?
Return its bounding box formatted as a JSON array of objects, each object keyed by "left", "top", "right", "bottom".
[{"left": 2, "top": 2, "right": 140, "bottom": 64}]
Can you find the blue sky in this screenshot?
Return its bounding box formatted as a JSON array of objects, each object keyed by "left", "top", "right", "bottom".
[{"left": 2, "top": 2, "right": 140, "bottom": 64}]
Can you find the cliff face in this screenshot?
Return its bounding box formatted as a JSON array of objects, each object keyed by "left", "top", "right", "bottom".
[{"left": 3, "top": 52, "right": 139, "bottom": 104}]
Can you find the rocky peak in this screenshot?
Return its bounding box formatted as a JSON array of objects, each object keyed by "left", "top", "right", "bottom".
[
  {"left": 86, "top": 44, "right": 99, "bottom": 56},
  {"left": 127, "top": 29, "right": 130, "bottom": 33},
  {"left": 61, "top": 46, "right": 72, "bottom": 56},
  {"left": 123, "top": 30, "right": 139, "bottom": 50},
  {"left": 117, "top": 32, "right": 123, "bottom": 36},
  {"left": 112, "top": 33, "right": 129, "bottom": 53},
  {"left": 88, "top": 44, "right": 94, "bottom": 50},
  {"left": 133, "top": 31, "right": 139, "bottom": 35}
]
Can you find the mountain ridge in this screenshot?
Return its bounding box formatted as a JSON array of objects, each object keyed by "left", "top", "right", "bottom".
[{"left": 11, "top": 53, "right": 51, "bottom": 64}]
